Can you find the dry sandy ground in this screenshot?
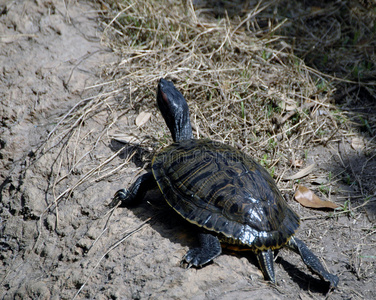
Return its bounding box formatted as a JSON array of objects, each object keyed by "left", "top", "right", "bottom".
[{"left": 0, "top": 1, "right": 375, "bottom": 299}]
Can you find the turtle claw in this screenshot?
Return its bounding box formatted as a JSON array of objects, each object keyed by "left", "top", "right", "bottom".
[
  {"left": 181, "top": 233, "right": 222, "bottom": 268},
  {"left": 179, "top": 259, "right": 189, "bottom": 268},
  {"left": 180, "top": 256, "right": 195, "bottom": 269},
  {"left": 183, "top": 248, "right": 206, "bottom": 268},
  {"left": 109, "top": 188, "right": 129, "bottom": 208}
]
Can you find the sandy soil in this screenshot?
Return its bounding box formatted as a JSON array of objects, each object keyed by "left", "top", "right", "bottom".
[{"left": 1, "top": 1, "right": 375, "bottom": 299}]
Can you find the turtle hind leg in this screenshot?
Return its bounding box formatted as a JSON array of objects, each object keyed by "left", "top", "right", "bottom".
[
  {"left": 287, "top": 236, "right": 339, "bottom": 288},
  {"left": 256, "top": 249, "right": 276, "bottom": 284},
  {"left": 110, "top": 172, "right": 156, "bottom": 208},
  {"left": 183, "top": 233, "right": 222, "bottom": 267}
]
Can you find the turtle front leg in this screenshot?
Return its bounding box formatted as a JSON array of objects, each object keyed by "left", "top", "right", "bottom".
[
  {"left": 183, "top": 233, "right": 222, "bottom": 268},
  {"left": 110, "top": 172, "right": 156, "bottom": 207},
  {"left": 256, "top": 249, "right": 276, "bottom": 284},
  {"left": 287, "top": 236, "right": 339, "bottom": 288}
]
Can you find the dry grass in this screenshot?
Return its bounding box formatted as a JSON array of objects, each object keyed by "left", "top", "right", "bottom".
[
  {"left": 96, "top": 0, "right": 343, "bottom": 174},
  {"left": 42, "top": 0, "right": 376, "bottom": 209}
]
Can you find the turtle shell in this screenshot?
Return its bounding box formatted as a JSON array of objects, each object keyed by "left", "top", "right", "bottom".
[{"left": 152, "top": 139, "right": 300, "bottom": 250}]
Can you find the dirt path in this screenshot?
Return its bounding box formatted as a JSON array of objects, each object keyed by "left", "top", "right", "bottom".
[
  {"left": 0, "top": 1, "right": 116, "bottom": 298},
  {"left": 1, "top": 1, "right": 375, "bottom": 300}
]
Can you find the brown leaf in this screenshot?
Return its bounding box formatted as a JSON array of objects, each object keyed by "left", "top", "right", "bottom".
[
  {"left": 294, "top": 185, "right": 339, "bottom": 209},
  {"left": 278, "top": 99, "right": 297, "bottom": 111},
  {"left": 283, "top": 164, "right": 315, "bottom": 180},
  {"left": 289, "top": 159, "right": 304, "bottom": 168},
  {"left": 135, "top": 111, "right": 152, "bottom": 127},
  {"left": 351, "top": 137, "right": 365, "bottom": 150}
]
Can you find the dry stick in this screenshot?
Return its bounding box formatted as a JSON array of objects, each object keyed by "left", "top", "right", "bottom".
[
  {"left": 361, "top": 229, "right": 376, "bottom": 241},
  {"left": 305, "top": 65, "right": 375, "bottom": 86},
  {"left": 48, "top": 92, "right": 112, "bottom": 143},
  {"left": 55, "top": 146, "right": 136, "bottom": 206},
  {"left": 53, "top": 129, "right": 95, "bottom": 187},
  {"left": 65, "top": 50, "right": 107, "bottom": 87},
  {"left": 84, "top": 179, "right": 144, "bottom": 255},
  {"left": 0, "top": 33, "right": 37, "bottom": 40},
  {"left": 0, "top": 260, "right": 27, "bottom": 286},
  {"left": 361, "top": 152, "right": 376, "bottom": 175},
  {"left": 230, "top": 1, "right": 271, "bottom": 37},
  {"left": 260, "top": 119, "right": 305, "bottom": 147},
  {"left": 94, "top": 151, "right": 137, "bottom": 183},
  {"left": 278, "top": 101, "right": 316, "bottom": 126},
  {"left": 103, "top": 2, "right": 135, "bottom": 36},
  {"left": 86, "top": 202, "right": 121, "bottom": 254},
  {"left": 50, "top": 96, "right": 108, "bottom": 150},
  {"left": 93, "top": 119, "right": 117, "bottom": 150},
  {"left": 322, "top": 127, "right": 340, "bottom": 146},
  {"left": 47, "top": 96, "right": 94, "bottom": 139},
  {"left": 191, "top": 123, "right": 207, "bottom": 139},
  {"left": 208, "top": 17, "right": 231, "bottom": 60},
  {"left": 52, "top": 150, "right": 65, "bottom": 231},
  {"left": 187, "top": 0, "right": 199, "bottom": 25},
  {"left": 72, "top": 217, "right": 152, "bottom": 300}
]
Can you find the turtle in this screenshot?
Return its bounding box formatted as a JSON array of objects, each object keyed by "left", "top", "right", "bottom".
[{"left": 111, "top": 78, "right": 339, "bottom": 288}]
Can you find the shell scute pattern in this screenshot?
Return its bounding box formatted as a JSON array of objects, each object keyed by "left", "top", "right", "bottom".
[{"left": 152, "top": 139, "right": 299, "bottom": 250}]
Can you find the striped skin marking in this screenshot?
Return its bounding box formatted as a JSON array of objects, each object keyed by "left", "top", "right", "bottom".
[
  {"left": 152, "top": 139, "right": 299, "bottom": 251},
  {"left": 256, "top": 249, "right": 275, "bottom": 283}
]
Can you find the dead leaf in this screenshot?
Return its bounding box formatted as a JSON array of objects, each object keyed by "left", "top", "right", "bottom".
[
  {"left": 283, "top": 164, "right": 315, "bottom": 180},
  {"left": 135, "top": 111, "right": 152, "bottom": 127},
  {"left": 351, "top": 137, "right": 365, "bottom": 150},
  {"left": 294, "top": 185, "right": 339, "bottom": 209},
  {"left": 289, "top": 159, "right": 304, "bottom": 168},
  {"left": 111, "top": 133, "right": 140, "bottom": 144},
  {"left": 278, "top": 99, "right": 297, "bottom": 111},
  {"left": 309, "top": 176, "right": 328, "bottom": 185}
]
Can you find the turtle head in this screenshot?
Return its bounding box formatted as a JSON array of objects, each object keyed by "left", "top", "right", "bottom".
[{"left": 157, "top": 78, "right": 193, "bottom": 142}]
